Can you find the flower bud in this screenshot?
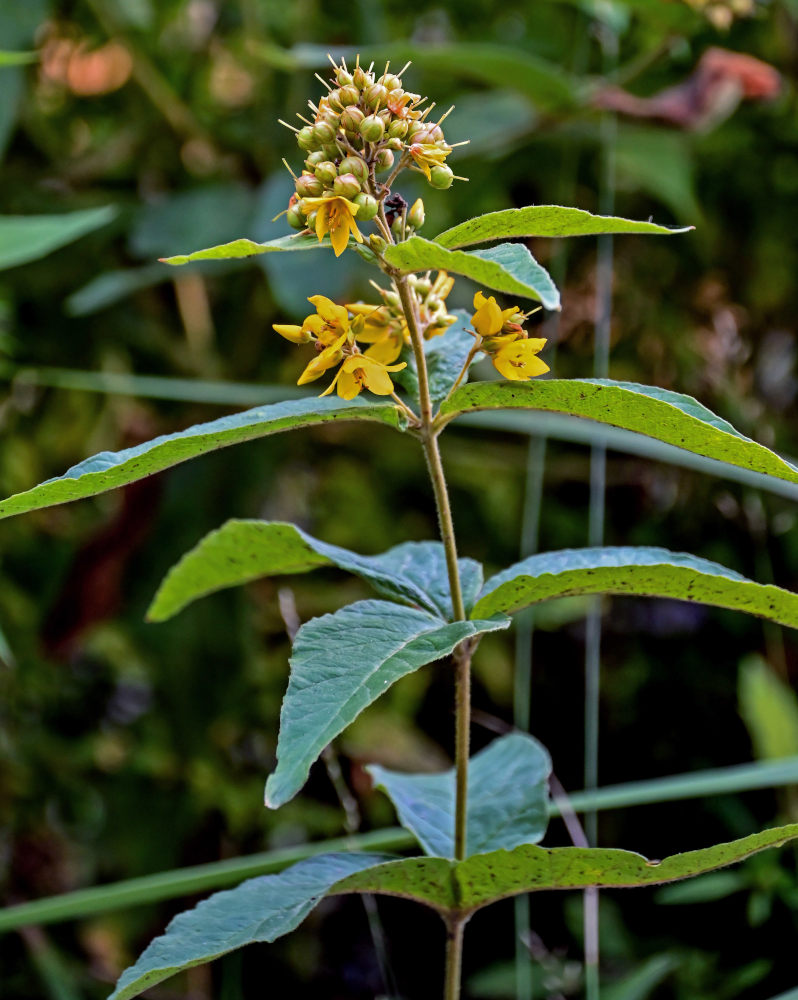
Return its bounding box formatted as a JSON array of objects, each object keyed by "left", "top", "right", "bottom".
[
  {"left": 305, "top": 150, "right": 326, "bottom": 168},
  {"left": 313, "top": 121, "right": 337, "bottom": 145},
  {"left": 388, "top": 119, "right": 408, "bottom": 139},
  {"left": 296, "top": 172, "right": 323, "bottom": 197},
  {"left": 369, "top": 234, "right": 387, "bottom": 252},
  {"left": 297, "top": 125, "right": 317, "bottom": 151},
  {"left": 382, "top": 73, "right": 403, "bottom": 91},
  {"left": 327, "top": 89, "right": 344, "bottom": 112},
  {"left": 286, "top": 203, "right": 306, "bottom": 230},
  {"left": 387, "top": 137, "right": 404, "bottom": 151},
  {"left": 426, "top": 124, "right": 445, "bottom": 142},
  {"left": 391, "top": 216, "right": 404, "bottom": 239},
  {"left": 377, "top": 109, "right": 392, "bottom": 125},
  {"left": 412, "top": 275, "right": 432, "bottom": 294},
  {"left": 333, "top": 172, "right": 361, "bottom": 199},
  {"left": 305, "top": 210, "right": 318, "bottom": 228},
  {"left": 429, "top": 164, "right": 454, "bottom": 189},
  {"left": 318, "top": 109, "right": 340, "bottom": 129},
  {"left": 314, "top": 160, "right": 338, "bottom": 185},
  {"left": 407, "top": 120, "right": 427, "bottom": 140},
  {"left": 322, "top": 143, "right": 341, "bottom": 160},
  {"left": 339, "top": 84, "right": 360, "bottom": 106},
  {"left": 408, "top": 198, "right": 425, "bottom": 229},
  {"left": 341, "top": 106, "right": 365, "bottom": 132},
  {"left": 359, "top": 114, "right": 385, "bottom": 142},
  {"left": 339, "top": 155, "right": 369, "bottom": 184},
  {"left": 354, "top": 192, "right": 378, "bottom": 221},
  {"left": 336, "top": 68, "right": 354, "bottom": 86},
  {"left": 353, "top": 65, "right": 369, "bottom": 89},
  {"left": 364, "top": 83, "right": 388, "bottom": 108},
  {"left": 382, "top": 290, "right": 401, "bottom": 309},
  {"left": 375, "top": 148, "right": 394, "bottom": 172}
]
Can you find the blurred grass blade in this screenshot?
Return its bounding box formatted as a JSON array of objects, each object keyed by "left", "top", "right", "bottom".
[
  {"left": 0, "top": 206, "right": 117, "bottom": 271},
  {"left": 0, "top": 50, "right": 37, "bottom": 66}
]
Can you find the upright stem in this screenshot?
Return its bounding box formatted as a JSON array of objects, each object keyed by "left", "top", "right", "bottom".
[{"left": 395, "top": 272, "right": 470, "bottom": 997}]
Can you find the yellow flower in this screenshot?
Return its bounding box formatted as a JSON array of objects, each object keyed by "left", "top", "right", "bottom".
[
  {"left": 301, "top": 195, "right": 363, "bottom": 257},
  {"left": 471, "top": 291, "right": 523, "bottom": 338},
  {"left": 273, "top": 294, "right": 349, "bottom": 346},
  {"left": 297, "top": 332, "right": 349, "bottom": 385},
  {"left": 347, "top": 302, "right": 406, "bottom": 363},
  {"left": 321, "top": 355, "right": 407, "bottom": 400},
  {"left": 409, "top": 141, "right": 452, "bottom": 182},
  {"left": 492, "top": 339, "right": 549, "bottom": 381}
]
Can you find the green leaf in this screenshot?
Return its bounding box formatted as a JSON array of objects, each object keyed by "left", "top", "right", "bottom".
[
  {"left": 739, "top": 654, "right": 798, "bottom": 760},
  {"left": 0, "top": 50, "right": 36, "bottom": 66},
  {"left": 0, "top": 397, "right": 404, "bottom": 521},
  {"left": 159, "top": 233, "right": 324, "bottom": 265},
  {"left": 108, "top": 852, "right": 393, "bottom": 1000},
  {"left": 601, "top": 955, "right": 679, "bottom": 1000},
  {"left": 368, "top": 732, "right": 551, "bottom": 858},
  {"left": 148, "top": 520, "right": 483, "bottom": 621},
  {"left": 0, "top": 206, "right": 117, "bottom": 271},
  {"left": 440, "top": 379, "right": 798, "bottom": 490},
  {"left": 383, "top": 237, "right": 560, "bottom": 309},
  {"left": 472, "top": 546, "right": 798, "bottom": 629},
  {"left": 264, "top": 600, "right": 509, "bottom": 809},
  {"left": 333, "top": 824, "right": 798, "bottom": 916},
  {"left": 398, "top": 310, "right": 479, "bottom": 410},
  {"left": 434, "top": 206, "right": 692, "bottom": 250}
]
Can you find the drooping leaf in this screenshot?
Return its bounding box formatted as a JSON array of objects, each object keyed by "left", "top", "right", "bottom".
[
  {"left": 440, "top": 380, "right": 798, "bottom": 490},
  {"left": 332, "top": 824, "right": 798, "bottom": 915},
  {"left": 367, "top": 732, "right": 551, "bottom": 858},
  {"left": 472, "top": 546, "right": 798, "bottom": 629},
  {"left": 739, "top": 654, "right": 798, "bottom": 760},
  {"left": 148, "top": 521, "right": 483, "bottom": 621},
  {"left": 264, "top": 601, "right": 510, "bottom": 809},
  {"left": 159, "top": 233, "right": 324, "bottom": 265},
  {"left": 0, "top": 206, "right": 117, "bottom": 271},
  {"left": 383, "top": 237, "right": 560, "bottom": 309},
  {"left": 0, "top": 396, "right": 405, "bottom": 521},
  {"left": 398, "top": 310, "right": 479, "bottom": 410},
  {"left": 108, "top": 853, "right": 393, "bottom": 1000},
  {"left": 434, "top": 206, "right": 691, "bottom": 250}
]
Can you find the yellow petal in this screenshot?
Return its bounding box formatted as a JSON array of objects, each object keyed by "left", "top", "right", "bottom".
[
  {"left": 315, "top": 204, "right": 329, "bottom": 243},
  {"left": 336, "top": 368, "right": 362, "bottom": 400},
  {"left": 359, "top": 358, "right": 396, "bottom": 396},
  {"left": 492, "top": 341, "right": 550, "bottom": 381},
  {"left": 365, "top": 332, "right": 403, "bottom": 364},
  {"left": 272, "top": 324, "right": 310, "bottom": 344},
  {"left": 472, "top": 295, "right": 502, "bottom": 338},
  {"left": 302, "top": 314, "right": 325, "bottom": 336},
  {"left": 320, "top": 367, "right": 343, "bottom": 396},
  {"left": 330, "top": 214, "right": 349, "bottom": 256},
  {"left": 308, "top": 295, "right": 348, "bottom": 328},
  {"left": 473, "top": 291, "right": 488, "bottom": 310}
]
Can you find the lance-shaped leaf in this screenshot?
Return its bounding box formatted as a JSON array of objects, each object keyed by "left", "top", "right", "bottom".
[
  {"left": 148, "top": 521, "right": 483, "bottom": 621},
  {"left": 0, "top": 206, "right": 117, "bottom": 271},
  {"left": 440, "top": 380, "right": 798, "bottom": 490},
  {"left": 472, "top": 547, "right": 798, "bottom": 628},
  {"left": 397, "top": 310, "right": 479, "bottom": 410},
  {"left": 159, "top": 233, "right": 325, "bottom": 265},
  {"left": 0, "top": 396, "right": 404, "bottom": 521},
  {"left": 367, "top": 732, "right": 551, "bottom": 858},
  {"left": 332, "top": 824, "right": 798, "bottom": 916},
  {"left": 108, "top": 852, "right": 393, "bottom": 1000},
  {"left": 383, "top": 237, "right": 560, "bottom": 309},
  {"left": 434, "top": 206, "right": 692, "bottom": 250},
  {"left": 264, "top": 601, "right": 510, "bottom": 809}
]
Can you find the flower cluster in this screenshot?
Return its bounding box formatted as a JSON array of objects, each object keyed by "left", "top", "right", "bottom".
[
  {"left": 470, "top": 292, "right": 549, "bottom": 381},
  {"left": 273, "top": 295, "right": 406, "bottom": 400},
  {"left": 282, "top": 56, "right": 460, "bottom": 255}
]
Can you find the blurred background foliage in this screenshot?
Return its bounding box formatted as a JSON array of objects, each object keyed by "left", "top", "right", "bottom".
[{"left": 2, "top": 0, "right": 798, "bottom": 997}]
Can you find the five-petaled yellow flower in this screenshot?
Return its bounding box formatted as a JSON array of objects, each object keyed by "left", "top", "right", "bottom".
[
  {"left": 301, "top": 195, "right": 363, "bottom": 257},
  {"left": 408, "top": 142, "right": 452, "bottom": 181},
  {"left": 471, "top": 291, "right": 549, "bottom": 381},
  {"left": 322, "top": 355, "right": 407, "bottom": 400}
]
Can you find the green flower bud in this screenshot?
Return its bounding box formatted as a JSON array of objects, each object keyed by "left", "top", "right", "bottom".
[
  {"left": 319, "top": 110, "right": 340, "bottom": 129},
  {"left": 327, "top": 90, "right": 344, "bottom": 113},
  {"left": 391, "top": 216, "right": 404, "bottom": 239},
  {"left": 296, "top": 172, "right": 323, "bottom": 197},
  {"left": 359, "top": 115, "right": 385, "bottom": 142},
  {"left": 305, "top": 210, "right": 318, "bottom": 228},
  {"left": 338, "top": 84, "right": 360, "bottom": 106},
  {"left": 407, "top": 120, "right": 427, "bottom": 140},
  {"left": 375, "top": 148, "right": 394, "bottom": 172},
  {"left": 336, "top": 68, "right": 354, "bottom": 86},
  {"left": 286, "top": 203, "right": 306, "bottom": 229},
  {"left": 364, "top": 83, "right": 388, "bottom": 108},
  {"left": 341, "top": 106, "right": 365, "bottom": 132},
  {"left": 388, "top": 119, "right": 408, "bottom": 139},
  {"left": 305, "top": 150, "right": 326, "bottom": 167},
  {"left": 333, "top": 172, "right": 361, "bottom": 199},
  {"left": 408, "top": 197, "right": 425, "bottom": 229},
  {"left": 387, "top": 137, "right": 404, "bottom": 151},
  {"left": 339, "top": 155, "right": 369, "bottom": 184},
  {"left": 382, "top": 73, "right": 403, "bottom": 91},
  {"left": 429, "top": 164, "right": 454, "bottom": 189},
  {"left": 413, "top": 276, "right": 432, "bottom": 294},
  {"left": 322, "top": 143, "right": 341, "bottom": 160},
  {"left": 353, "top": 65, "right": 369, "bottom": 89},
  {"left": 377, "top": 109, "right": 392, "bottom": 125},
  {"left": 314, "top": 160, "right": 338, "bottom": 185},
  {"left": 353, "top": 192, "right": 379, "bottom": 221},
  {"left": 313, "top": 121, "right": 337, "bottom": 145},
  {"left": 383, "top": 290, "right": 401, "bottom": 309},
  {"left": 297, "top": 125, "right": 317, "bottom": 151},
  {"left": 369, "top": 234, "right": 387, "bottom": 252}
]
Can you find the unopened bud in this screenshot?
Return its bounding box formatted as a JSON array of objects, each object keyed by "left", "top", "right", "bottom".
[
  {"left": 339, "top": 155, "right": 369, "bottom": 184},
  {"left": 429, "top": 164, "right": 454, "bottom": 189},
  {"left": 369, "top": 234, "right": 387, "bottom": 252},
  {"left": 296, "top": 172, "right": 323, "bottom": 197},
  {"left": 313, "top": 121, "right": 337, "bottom": 145},
  {"left": 314, "top": 160, "right": 338, "bottom": 185},
  {"left": 286, "top": 203, "right": 306, "bottom": 230},
  {"left": 353, "top": 65, "right": 369, "bottom": 89},
  {"left": 407, "top": 121, "right": 427, "bottom": 140},
  {"left": 305, "top": 150, "right": 326, "bottom": 167},
  {"left": 364, "top": 83, "right": 388, "bottom": 108},
  {"left": 333, "top": 172, "right": 361, "bottom": 199},
  {"left": 413, "top": 276, "right": 432, "bottom": 294},
  {"left": 391, "top": 216, "right": 404, "bottom": 238},
  {"left": 359, "top": 115, "right": 385, "bottom": 142},
  {"left": 336, "top": 68, "right": 354, "bottom": 86},
  {"left": 377, "top": 109, "right": 392, "bottom": 125},
  {"left": 341, "top": 106, "right": 365, "bottom": 132},
  {"left": 297, "top": 125, "right": 317, "bottom": 151},
  {"left": 387, "top": 137, "right": 404, "bottom": 151},
  {"left": 388, "top": 119, "right": 408, "bottom": 139},
  {"left": 382, "top": 73, "right": 403, "bottom": 91},
  {"left": 375, "top": 148, "right": 394, "bottom": 172},
  {"left": 408, "top": 198, "right": 425, "bottom": 229},
  {"left": 305, "top": 210, "right": 318, "bottom": 228},
  {"left": 339, "top": 85, "right": 360, "bottom": 106},
  {"left": 327, "top": 89, "right": 344, "bottom": 112},
  {"left": 322, "top": 143, "right": 341, "bottom": 160},
  {"left": 354, "top": 192, "right": 378, "bottom": 221}
]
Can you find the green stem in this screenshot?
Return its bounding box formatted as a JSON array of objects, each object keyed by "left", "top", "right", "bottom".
[{"left": 444, "top": 918, "right": 466, "bottom": 1000}]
